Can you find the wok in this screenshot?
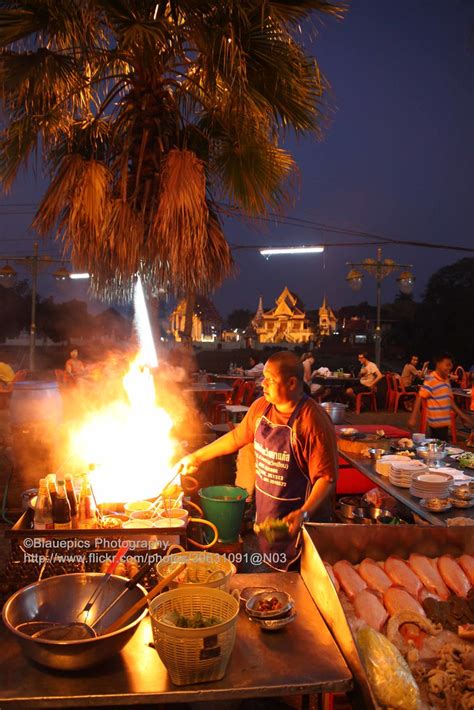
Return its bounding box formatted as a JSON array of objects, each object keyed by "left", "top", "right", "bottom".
[{"left": 2, "top": 573, "right": 147, "bottom": 670}]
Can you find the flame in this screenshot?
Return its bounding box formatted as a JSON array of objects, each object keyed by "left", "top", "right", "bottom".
[{"left": 67, "top": 354, "right": 177, "bottom": 504}]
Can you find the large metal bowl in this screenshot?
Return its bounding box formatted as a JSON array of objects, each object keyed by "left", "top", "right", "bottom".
[
  {"left": 320, "top": 402, "right": 347, "bottom": 425},
  {"left": 2, "top": 573, "right": 147, "bottom": 670}
]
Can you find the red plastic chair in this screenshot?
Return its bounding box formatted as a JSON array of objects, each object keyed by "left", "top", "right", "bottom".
[
  {"left": 240, "top": 381, "right": 256, "bottom": 406},
  {"left": 420, "top": 399, "right": 457, "bottom": 443},
  {"left": 392, "top": 374, "right": 417, "bottom": 413},
  {"left": 355, "top": 388, "right": 377, "bottom": 415},
  {"left": 384, "top": 373, "right": 395, "bottom": 411}
]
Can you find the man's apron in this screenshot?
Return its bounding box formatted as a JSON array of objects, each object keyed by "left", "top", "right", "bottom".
[{"left": 254, "top": 396, "right": 311, "bottom": 571}]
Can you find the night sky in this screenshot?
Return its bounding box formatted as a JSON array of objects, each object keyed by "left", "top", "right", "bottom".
[{"left": 0, "top": 0, "right": 473, "bottom": 320}]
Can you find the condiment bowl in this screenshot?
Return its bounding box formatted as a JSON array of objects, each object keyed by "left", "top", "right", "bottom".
[{"left": 246, "top": 590, "right": 293, "bottom": 619}]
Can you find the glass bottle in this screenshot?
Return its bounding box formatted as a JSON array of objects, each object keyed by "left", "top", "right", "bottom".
[
  {"left": 64, "top": 474, "right": 78, "bottom": 528},
  {"left": 34, "top": 479, "right": 54, "bottom": 530},
  {"left": 46, "top": 473, "right": 58, "bottom": 505},
  {"left": 78, "top": 478, "right": 97, "bottom": 529},
  {"left": 53, "top": 480, "right": 72, "bottom": 529}
]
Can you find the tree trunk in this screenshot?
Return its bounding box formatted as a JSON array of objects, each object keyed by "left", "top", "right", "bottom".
[{"left": 182, "top": 291, "right": 196, "bottom": 342}]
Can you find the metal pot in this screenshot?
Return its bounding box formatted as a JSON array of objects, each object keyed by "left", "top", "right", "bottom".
[
  {"left": 369, "top": 506, "right": 393, "bottom": 520},
  {"left": 339, "top": 496, "right": 370, "bottom": 519},
  {"left": 2, "top": 573, "right": 147, "bottom": 670},
  {"left": 320, "top": 402, "right": 347, "bottom": 425}
]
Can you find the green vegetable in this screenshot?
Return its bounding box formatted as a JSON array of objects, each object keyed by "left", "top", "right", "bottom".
[
  {"left": 458, "top": 453, "right": 474, "bottom": 469},
  {"left": 357, "top": 627, "right": 420, "bottom": 710},
  {"left": 254, "top": 517, "right": 290, "bottom": 543},
  {"left": 163, "top": 611, "right": 222, "bottom": 628}
]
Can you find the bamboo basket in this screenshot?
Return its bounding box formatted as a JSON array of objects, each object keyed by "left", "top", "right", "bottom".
[
  {"left": 155, "top": 551, "right": 234, "bottom": 592},
  {"left": 149, "top": 586, "right": 239, "bottom": 685}
]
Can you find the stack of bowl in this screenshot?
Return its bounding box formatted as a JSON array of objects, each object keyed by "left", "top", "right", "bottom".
[{"left": 245, "top": 590, "right": 296, "bottom": 631}]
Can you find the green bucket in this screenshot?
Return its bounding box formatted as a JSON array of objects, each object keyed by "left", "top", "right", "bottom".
[{"left": 198, "top": 485, "right": 248, "bottom": 543}]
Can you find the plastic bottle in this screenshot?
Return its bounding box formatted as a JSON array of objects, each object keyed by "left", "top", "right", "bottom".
[
  {"left": 53, "top": 480, "right": 72, "bottom": 529},
  {"left": 34, "top": 479, "right": 54, "bottom": 530},
  {"left": 64, "top": 474, "right": 78, "bottom": 528},
  {"left": 78, "top": 477, "right": 97, "bottom": 529}
]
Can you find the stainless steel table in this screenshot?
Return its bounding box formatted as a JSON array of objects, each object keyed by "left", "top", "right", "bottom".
[
  {"left": 338, "top": 449, "right": 474, "bottom": 526},
  {"left": 0, "top": 572, "right": 352, "bottom": 708}
]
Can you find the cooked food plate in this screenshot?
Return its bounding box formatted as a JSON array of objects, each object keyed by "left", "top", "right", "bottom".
[{"left": 419, "top": 497, "right": 452, "bottom": 513}]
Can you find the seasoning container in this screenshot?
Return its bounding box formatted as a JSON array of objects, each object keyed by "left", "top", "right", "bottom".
[
  {"left": 33, "top": 479, "right": 53, "bottom": 530},
  {"left": 53, "top": 480, "right": 72, "bottom": 529}
]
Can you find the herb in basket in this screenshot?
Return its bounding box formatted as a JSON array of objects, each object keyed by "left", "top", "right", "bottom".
[{"left": 162, "top": 611, "right": 222, "bottom": 628}]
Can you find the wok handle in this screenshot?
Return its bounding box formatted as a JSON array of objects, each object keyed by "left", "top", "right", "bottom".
[{"left": 101, "top": 564, "right": 187, "bottom": 635}]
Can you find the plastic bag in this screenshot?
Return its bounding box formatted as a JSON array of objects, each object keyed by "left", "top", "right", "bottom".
[{"left": 357, "top": 626, "right": 420, "bottom": 709}]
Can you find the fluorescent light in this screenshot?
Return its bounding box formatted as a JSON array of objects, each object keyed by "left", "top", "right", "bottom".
[
  {"left": 259, "top": 246, "right": 324, "bottom": 256},
  {"left": 70, "top": 272, "right": 90, "bottom": 279}
]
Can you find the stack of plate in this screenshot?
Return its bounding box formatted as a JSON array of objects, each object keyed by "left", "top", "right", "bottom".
[
  {"left": 389, "top": 460, "right": 428, "bottom": 488},
  {"left": 409, "top": 470, "right": 453, "bottom": 499},
  {"left": 376, "top": 454, "right": 411, "bottom": 477}
]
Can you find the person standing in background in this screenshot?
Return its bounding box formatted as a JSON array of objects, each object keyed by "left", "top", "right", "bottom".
[{"left": 408, "top": 352, "right": 473, "bottom": 441}]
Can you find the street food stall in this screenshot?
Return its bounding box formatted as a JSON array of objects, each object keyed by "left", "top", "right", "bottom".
[{"left": 2, "top": 352, "right": 473, "bottom": 709}]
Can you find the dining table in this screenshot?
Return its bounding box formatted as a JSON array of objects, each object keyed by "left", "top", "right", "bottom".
[{"left": 0, "top": 572, "right": 352, "bottom": 708}]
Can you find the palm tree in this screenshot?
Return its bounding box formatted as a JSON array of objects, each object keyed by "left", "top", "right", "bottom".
[{"left": 0, "top": 0, "right": 346, "bottom": 307}]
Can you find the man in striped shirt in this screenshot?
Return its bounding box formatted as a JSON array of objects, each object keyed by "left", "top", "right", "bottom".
[{"left": 409, "top": 353, "right": 473, "bottom": 441}]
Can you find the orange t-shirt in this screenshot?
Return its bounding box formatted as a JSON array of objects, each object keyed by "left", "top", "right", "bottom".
[{"left": 230, "top": 396, "right": 339, "bottom": 486}]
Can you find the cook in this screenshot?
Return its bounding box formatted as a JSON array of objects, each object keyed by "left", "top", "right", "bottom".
[{"left": 176, "top": 351, "right": 338, "bottom": 570}]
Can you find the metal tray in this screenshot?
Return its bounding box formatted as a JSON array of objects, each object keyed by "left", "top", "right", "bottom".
[{"left": 300, "top": 523, "right": 474, "bottom": 709}]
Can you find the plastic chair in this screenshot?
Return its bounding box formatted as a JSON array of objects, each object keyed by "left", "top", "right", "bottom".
[
  {"left": 392, "top": 374, "right": 417, "bottom": 414},
  {"left": 420, "top": 400, "right": 457, "bottom": 443},
  {"left": 210, "top": 379, "right": 244, "bottom": 423},
  {"left": 240, "top": 381, "right": 256, "bottom": 406},
  {"left": 355, "top": 388, "right": 377, "bottom": 415},
  {"left": 384, "top": 373, "right": 395, "bottom": 411}
]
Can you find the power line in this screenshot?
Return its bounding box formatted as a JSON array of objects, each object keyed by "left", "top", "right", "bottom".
[{"left": 220, "top": 206, "right": 474, "bottom": 254}]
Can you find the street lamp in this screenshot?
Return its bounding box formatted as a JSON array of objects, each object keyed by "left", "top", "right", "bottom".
[
  {"left": 346, "top": 248, "right": 415, "bottom": 368},
  {"left": 0, "top": 242, "right": 89, "bottom": 370}
]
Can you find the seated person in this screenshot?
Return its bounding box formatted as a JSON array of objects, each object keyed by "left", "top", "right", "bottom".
[
  {"left": 0, "top": 361, "right": 14, "bottom": 390},
  {"left": 65, "top": 349, "right": 86, "bottom": 380},
  {"left": 235, "top": 354, "right": 264, "bottom": 379},
  {"left": 401, "top": 355, "right": 428, "bottom": 390},
  {"left": 301, "top": 352, "right": 315, "bottom": 385},
  {"left": 345, "top": 352, "right": 382, "bottom": 405}
]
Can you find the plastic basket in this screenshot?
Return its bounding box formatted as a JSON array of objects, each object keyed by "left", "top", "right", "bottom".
[
  {"left": 149, "top": 586, "right": 239, "bottom": 685},
  {"left": 155, "top": 551, "right": 234, "bottom": 592}
]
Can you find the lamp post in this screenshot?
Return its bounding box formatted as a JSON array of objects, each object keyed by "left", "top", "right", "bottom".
[
  {"left": 0, "top": 242, "right": 89, "bottom": 370},
  {"left": 346, "top": 247, "right": 415, "bottom": 369}
]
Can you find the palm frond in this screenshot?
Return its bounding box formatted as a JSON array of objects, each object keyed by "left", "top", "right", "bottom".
[{"left": 0, "top": 6, "right": 48, "bottom": 47}]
